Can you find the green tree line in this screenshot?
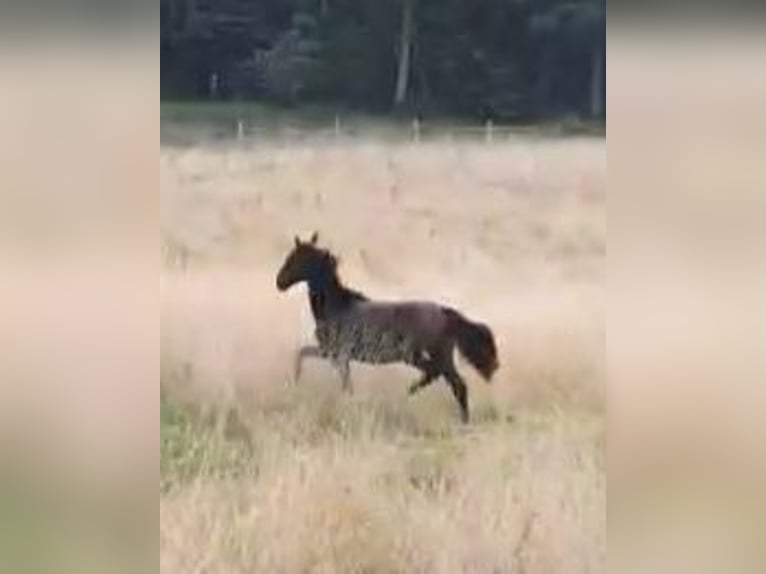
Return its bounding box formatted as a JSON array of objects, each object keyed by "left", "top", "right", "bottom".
[{"left": 161, "top": 0, "right": 605, "bottom": 121}]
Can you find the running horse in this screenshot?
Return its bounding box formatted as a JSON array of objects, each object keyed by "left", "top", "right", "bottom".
[{"left": 276, "top": 232, "right": 499, "bottom": 422}]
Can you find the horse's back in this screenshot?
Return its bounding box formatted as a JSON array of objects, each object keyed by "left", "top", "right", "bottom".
[{"left": 348, "top": 300, "right": 449, "bottom": 345}]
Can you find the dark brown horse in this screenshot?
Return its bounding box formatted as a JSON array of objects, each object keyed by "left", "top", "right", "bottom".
[{"left": 276, "top": 232, "right": 499, "bottom": 422}]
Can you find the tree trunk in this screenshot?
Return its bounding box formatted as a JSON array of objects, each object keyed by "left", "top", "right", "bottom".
[
  {"left": 166, "top": 0, "right": 175, "bottom": 32},
  {"left": 590, "top": 48, "right": 603, "bottom": 117},
  {"left": 180, "top": 0, "right": 196, "bottom": 35},
  {"left": 394, "top": 0, "right": 415, "bottom": 108}
]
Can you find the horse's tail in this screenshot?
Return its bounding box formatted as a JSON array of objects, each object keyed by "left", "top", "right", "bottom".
[{"left": 446, "top": 309, "right": 499, "bottom": 381}]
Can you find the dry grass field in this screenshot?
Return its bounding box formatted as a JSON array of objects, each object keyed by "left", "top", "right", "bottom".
[{"left": 160, "top": 133, "right": 605, "bottom": 573}]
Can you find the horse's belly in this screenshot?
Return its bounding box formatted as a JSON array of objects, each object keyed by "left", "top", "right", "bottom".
[
  {"left": 352, "top": 344, "right": 411, "bottom": 364},
  {"left": 347, "top": 329, "right": 418, "bottom": 364},
  {"left": 315, "top": 315, "right": 428, "bottom": 365}
]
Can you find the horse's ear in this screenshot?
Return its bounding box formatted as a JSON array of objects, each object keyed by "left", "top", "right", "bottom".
[
  {"left": 310, "top": 231, "right": 319, "bottom": 245},
  {"left": 294, "top": 235, "right": 301, "bottom": 247}
]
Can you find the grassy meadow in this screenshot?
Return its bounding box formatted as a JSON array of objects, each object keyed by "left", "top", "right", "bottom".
[{"left": 160, "top": 119, "right": 605, "bottom": 573}]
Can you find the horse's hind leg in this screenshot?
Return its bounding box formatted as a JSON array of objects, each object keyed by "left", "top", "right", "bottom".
[
  {"left": 442, "top": 360, "right": 470, "bottom": 423},
  {"left": 409, "top": 370, "right": 438, "bottom": 395},
  {"left": 408, "top": 354, "right": 439, "bottom": 395},
  {"left": 414, "top": 347, "right": 470, "bottom": 423},
  {"left": 294, "top": 345, "right": 324, "bottom": 382}
]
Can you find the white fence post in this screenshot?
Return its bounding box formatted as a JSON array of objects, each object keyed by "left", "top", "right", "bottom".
[
  {"left": 224, "top": 119, "right": 513, "bottom": 143},
  {"left": 485, "top": 119, "right": 493, "bottom": 143}
]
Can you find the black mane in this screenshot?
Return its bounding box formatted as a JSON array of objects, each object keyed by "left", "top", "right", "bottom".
[{"left": 308, "top": 249, "right": 368, "bottom": 322}]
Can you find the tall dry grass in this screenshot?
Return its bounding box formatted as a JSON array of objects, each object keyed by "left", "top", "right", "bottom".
[{"left": 160, "top": 135, "right": 605, "bottom": 573}]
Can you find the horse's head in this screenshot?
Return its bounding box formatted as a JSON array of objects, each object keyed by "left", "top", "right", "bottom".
[{"left": 276, "top": 232, "right": 338, "bottom": 291}]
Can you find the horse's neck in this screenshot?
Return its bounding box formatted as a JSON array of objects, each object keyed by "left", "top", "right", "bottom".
[
  {"left": 307, "top": 273, "right": 364, "bottom": 322},
  {"left": 307, "top": 287, "right": 327, "bottom": 321}
]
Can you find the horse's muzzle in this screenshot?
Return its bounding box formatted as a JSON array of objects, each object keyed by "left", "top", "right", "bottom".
[{"left": 276, "top": 272, "right": 291, "bottom": 291}]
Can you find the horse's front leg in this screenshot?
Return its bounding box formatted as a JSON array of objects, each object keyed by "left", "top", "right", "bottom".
[
  {"left": 294, "top": 345, "right": 325, "bottom": 383},
  {"left": 333, "top": 358, "right": 353, "bottom": 395}
]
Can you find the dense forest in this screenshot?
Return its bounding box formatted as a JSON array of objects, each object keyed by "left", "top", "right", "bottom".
[{"left": 161, "top": 0, "right": 605, "bottom": 122}]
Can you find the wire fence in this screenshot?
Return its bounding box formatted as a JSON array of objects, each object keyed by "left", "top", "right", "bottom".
[{"left": 161, "top": 114, "right": 604, "bottom": 148}]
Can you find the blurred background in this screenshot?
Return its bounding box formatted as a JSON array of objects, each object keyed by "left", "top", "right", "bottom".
[
  {"left": 160, "top": 0, "right": 605, "bottom": 123},
  {"left": 0, "top": 3, "right": 764, "bottom": 573}
]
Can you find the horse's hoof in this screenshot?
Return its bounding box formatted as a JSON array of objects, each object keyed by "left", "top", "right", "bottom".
[{"left": 408, "top": 381, "right": 425, "bottom": 395}]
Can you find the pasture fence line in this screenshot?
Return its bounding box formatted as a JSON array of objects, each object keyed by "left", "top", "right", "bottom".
[
  {"left": 235, "top": 115, "right": 438, "bottom": 143},
  {"left": 161, "top": 114, "right": 603, "bottom": 147},
  {"left": 228, "top": 117, "right": 547, "bottom": 144}
]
